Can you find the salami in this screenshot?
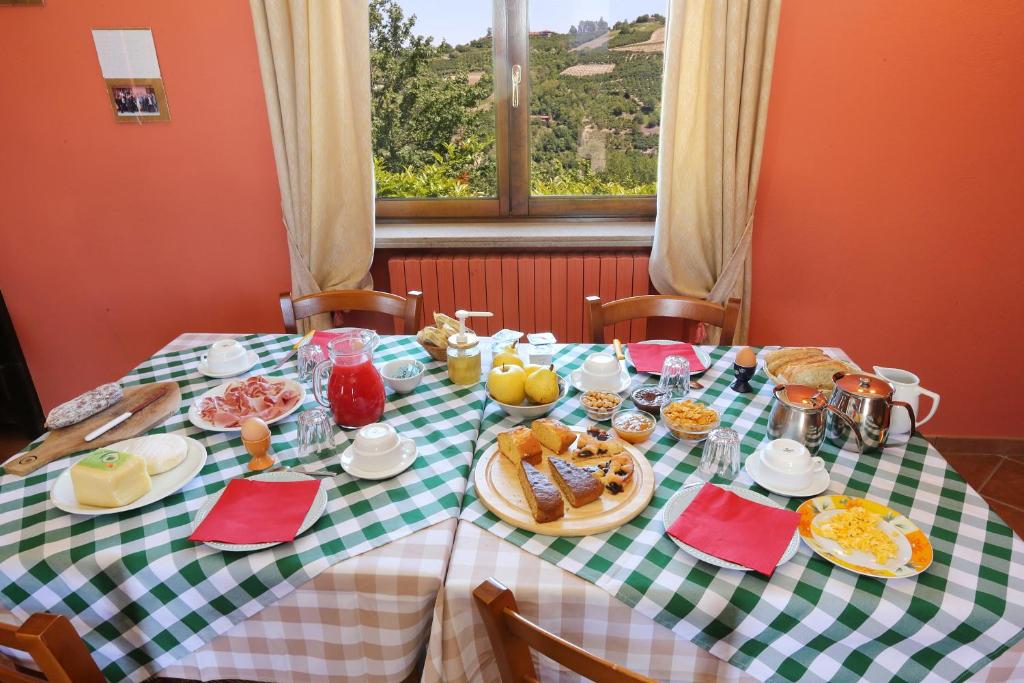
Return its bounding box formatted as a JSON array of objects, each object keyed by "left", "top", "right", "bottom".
[{"left": 45, "top": 383, "right": 124, "bottom": 429}]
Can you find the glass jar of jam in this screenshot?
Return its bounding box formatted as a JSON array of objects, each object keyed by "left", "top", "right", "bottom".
[{"left": 631, "top": 386, "right": 670, "bottom": 416}]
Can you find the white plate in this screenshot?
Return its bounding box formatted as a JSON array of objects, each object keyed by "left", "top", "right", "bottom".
[
  {"left": 745, "top": 451, "right": 830, "bottom": 498},
  {"left": 192, "top": 470, "right": 328, "bottom": 552},
  {"left": 339, "top": 438, "right": 417, "bottom": 480},
  {"left": 662, "top": 482, "right": 800, "bottom": 571},
  {"left": 625, "top": 340, "right": 712, "bottom": 377},
  {"left": 570, "top": 368, "right": 632, "bottom": 395},
  {"left": 51, "top": 436, "right": 207, "bottom": 516},
  {"left": 188, "top": 378, "right": 305, "bottom": 432},
  {"left": 197, "top": 350, "right": 260, "bottom": 379}
]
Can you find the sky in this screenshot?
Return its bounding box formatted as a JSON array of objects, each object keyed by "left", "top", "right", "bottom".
[{"left": 396, "top": 0, "right": 668, "bottom": 46}]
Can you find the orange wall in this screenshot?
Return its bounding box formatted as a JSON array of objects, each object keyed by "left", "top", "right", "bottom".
[
  {"left": 0, "top": 1, "right": 289, "bottom": 414},
  {"left": 2, "top": 2, "right": 1022, "bottom": 438},
  {"left": 750, "top": 1, "right": 1024, "bottom": 436}
]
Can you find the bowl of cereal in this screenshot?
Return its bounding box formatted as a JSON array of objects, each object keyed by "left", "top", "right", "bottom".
[
  {"left": 611, "top": 408, "right": 657, "bottom": 444},
  {"left": 579, "top": 390, "right": 623, "bottom": 421},
  {"left": 663, "top": 399, "right": 720, "bottom": 444}
]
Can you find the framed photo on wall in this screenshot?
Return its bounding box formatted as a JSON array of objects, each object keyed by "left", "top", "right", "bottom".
[
  {"left": 104, "top": 78, "right": 170, "bottom": 123},
  {"left": 92, "top": 29, "right": 170, "bottom": 124}
]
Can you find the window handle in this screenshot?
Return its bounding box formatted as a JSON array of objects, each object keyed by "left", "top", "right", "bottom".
[{"left": 511, "top": 64, "right": 522, "bottom": 108}]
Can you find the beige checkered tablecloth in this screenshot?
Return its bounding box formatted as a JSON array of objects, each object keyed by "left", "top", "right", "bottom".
[
  {"left": 425, "top": 523, "right": 1024, "bottom": 683},
  {"left": 0, "top": 333, "right": 460, "bottom": 683},
  {"left": 149, "top": 333, "right": 457, "bottom": 682}
]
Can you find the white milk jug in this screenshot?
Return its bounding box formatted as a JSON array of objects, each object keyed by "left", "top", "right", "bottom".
[{"left": 872, "top": 367, "right": 940, "bottom": 434}]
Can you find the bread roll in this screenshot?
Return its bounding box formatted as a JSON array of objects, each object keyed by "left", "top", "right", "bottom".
[
  {"left": 779, "top": 358, "right": 852, "bottom": 389},
  {"left": 765, "top": 348, "right": 824, "bottom": 375}
]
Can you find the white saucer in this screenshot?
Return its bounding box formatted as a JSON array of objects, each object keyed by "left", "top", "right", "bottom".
[
  {"left": 744, "top": 451, "right": 830, "bottom": 498},
  {"left": 197, "top": 350, "right": 260, "bottom": 379},
  {"left": 339, "top": 438, "right": 417, "bottom": 480},
  {"left": 570, "top": 368, "right": 632, "bottom": 395}
]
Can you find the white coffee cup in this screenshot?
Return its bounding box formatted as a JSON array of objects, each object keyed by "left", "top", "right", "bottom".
[
  {"left": 757, "top": 438, "right": 825, "bottom": 491},
  {"left": 873, "top": 367, "right": 940, "bottom": 434},
  {"left": 349, "top": 423, "right": 404, "bottom": 472},
  {"left": 578, "top": 352, "right": 622, "bottom": 391},
  {"left": 201, "top": 340, "right": 249, "bottom": 374}
]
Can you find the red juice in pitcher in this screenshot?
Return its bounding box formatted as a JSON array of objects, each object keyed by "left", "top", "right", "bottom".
[
  {"left": 312, "top": 329, "right": 386, "bottom": 428},
  {"left": 326, "top": 357, "right": 385, "bottom": 428}
]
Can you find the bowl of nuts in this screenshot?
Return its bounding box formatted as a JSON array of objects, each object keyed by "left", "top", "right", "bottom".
[
  {"left": 662, "top": 399, "right": 720, "bottom": 444},
  {"left": 579, "top": 390, "right": 623, "bottom": 421}
]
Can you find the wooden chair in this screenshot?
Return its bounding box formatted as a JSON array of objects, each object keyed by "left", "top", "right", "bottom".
[
  {"left": 0, "top": 613, "right": 104, "bottom": 683},
  {"left": 473, "top": 578, "right": 656, "bottom": 683},
  {"left": 280, "top": 290, "right": 423, "bottom": 334},
  {"left": 587, "top": 294, "right": 741, "bottom": 345}
]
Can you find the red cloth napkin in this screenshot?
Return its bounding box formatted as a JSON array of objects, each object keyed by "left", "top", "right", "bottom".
[
  {"left": 627, "top": 342, "right": 707, "bottom": 373},
  {"left": 310, "top": 331, "right": 342, "bottom": 357},
  {"left": 667, "top": 484, "right": 799, "bottom": 576},
  {"left": 189, "top": 479, "right": 321, "bottom": 544}
]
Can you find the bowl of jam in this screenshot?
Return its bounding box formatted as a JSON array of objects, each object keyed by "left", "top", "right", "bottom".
[{"left": 631, "top": 386, "right": 670, "bottom": 415}]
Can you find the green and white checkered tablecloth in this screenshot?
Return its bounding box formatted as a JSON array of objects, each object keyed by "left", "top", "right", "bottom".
[
  {"left": 462, "top": 344, "right": 1024, "bottom": 683},
  {"left": 0, "top": 334, "right": 485, "bottom": 682}
]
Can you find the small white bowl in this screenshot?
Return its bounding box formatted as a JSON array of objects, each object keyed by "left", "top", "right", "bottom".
[
  {"left": 493, "top": 376, "right": 568, "bottom": 421},
  {"left": 381, "top": 358, "right": 425, "bottom": 393}
]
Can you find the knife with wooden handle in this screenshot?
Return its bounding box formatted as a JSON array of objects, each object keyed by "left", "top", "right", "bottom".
[{"left": 84, "top": 387, "right": 170, "bottom": 442}]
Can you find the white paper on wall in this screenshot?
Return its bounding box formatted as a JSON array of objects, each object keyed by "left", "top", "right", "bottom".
[{"left": 92, "top": 29, "right": 161, "bottom": 79}]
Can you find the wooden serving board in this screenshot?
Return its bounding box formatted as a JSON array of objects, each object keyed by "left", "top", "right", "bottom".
[
  {"left": 4, "top": 382, "right": 181, "bottom": 477},
  {"left": 474, "top": 441, "right": 655, "bottom": 537}
]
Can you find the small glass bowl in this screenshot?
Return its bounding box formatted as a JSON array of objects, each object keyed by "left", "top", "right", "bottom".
[
  {"left": 664, "top": 415, "right": 721, "bottom": 444},
  {"left": 631, "top": 386, "right": 670, "bottom": 416},
  {"left": 611, "top": 408, "right": 657, "bottom": 444},
  {"left": 579, "top": 390, "right": 623, "bottom": 422}
]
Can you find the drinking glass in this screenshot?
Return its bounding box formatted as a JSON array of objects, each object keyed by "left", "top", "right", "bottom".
[
  {"left": 297, "top": 343, "right": 327, "bottom": 382},
  {"left": 658, "top": 355, "right": 690, "bottom": 399},
  {"left": 699, "top": 428, "right": 741, "bottom": 479},
  {"left": 297, "top": 408, "right": 335, "bottom": 460}
]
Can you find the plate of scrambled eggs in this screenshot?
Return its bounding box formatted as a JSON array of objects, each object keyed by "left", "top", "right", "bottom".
[{"left": 796, "top": 495, "right": 933, "bottom": 578}]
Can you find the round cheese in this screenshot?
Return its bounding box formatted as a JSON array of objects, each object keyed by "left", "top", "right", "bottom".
[{"left": 118, "top": 434, "right": 188, "bottom": 475}]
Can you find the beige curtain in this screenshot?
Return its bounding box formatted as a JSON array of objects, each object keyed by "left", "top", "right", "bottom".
[
  {"left": 650, "top": 0, "right": 781, "bottom": 342},
  {"left": 250, "top": 0, "right": 375, "bottom": 331}
]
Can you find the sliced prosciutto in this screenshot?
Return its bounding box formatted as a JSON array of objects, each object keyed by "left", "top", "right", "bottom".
[{"left": 199, "top": 376, "right": 300, "bottom": 428}]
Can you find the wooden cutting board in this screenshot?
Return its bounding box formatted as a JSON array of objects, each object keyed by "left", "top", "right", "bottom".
[
  {"left": 4, "top": 382, "right": 181, "bottom": 477},
  {"left": 474, "top": 441, "right": 655, "bottom": 537}
]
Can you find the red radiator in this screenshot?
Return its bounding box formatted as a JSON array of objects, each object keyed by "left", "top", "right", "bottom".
[{"left": 387, "top": 252, "right": 652, "bottom": 343}]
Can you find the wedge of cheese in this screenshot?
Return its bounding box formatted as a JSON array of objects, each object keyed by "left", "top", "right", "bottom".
[
  {"left": 71, "top": 448, "right": 152, "bottom": 508},
  {"left": 118, "top": 434, "right": 188, "bottom": 475}
]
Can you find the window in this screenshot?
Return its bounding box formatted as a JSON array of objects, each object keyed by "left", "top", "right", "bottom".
[{"left": 370, "top": 0, "right": 667, "bottom": 220}]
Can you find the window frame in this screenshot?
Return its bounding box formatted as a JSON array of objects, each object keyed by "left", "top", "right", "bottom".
[{"left": 374, "top": 0, "right": 658, "bottom": 222}]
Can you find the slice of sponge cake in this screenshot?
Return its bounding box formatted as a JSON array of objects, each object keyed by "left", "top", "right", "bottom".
[
  {"left": 518, "top": 461, "right": 564, "bottom": 523},
  {"left": 497, "top": 426, "right": 542, "bottom": 466},
  {"left": 548, "top": 456, "right": 604, "bottom": 507},
  {"left": 531, "top": 418, "right": 576, "bottom": 454}
]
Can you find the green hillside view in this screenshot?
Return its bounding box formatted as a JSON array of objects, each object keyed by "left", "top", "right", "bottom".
[{"left": 370, "top": 0, "right": 664, "bottom": 199}]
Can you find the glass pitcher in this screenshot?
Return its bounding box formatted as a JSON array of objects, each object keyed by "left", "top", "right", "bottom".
[{"left": 312, "top": 329, "right": 385, "bottom": 429}]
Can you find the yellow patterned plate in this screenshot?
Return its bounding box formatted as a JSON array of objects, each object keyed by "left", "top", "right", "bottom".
[{"left": 797, "top": 495, "right": 933, "bottom": 578}]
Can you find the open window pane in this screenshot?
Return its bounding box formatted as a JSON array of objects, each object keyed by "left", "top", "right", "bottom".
[
  {"left": 528, "top": 2, "right": 666, "bottom": 197},
  {"left": 370, "top": 0, "right": 497, "bottom": 198}
]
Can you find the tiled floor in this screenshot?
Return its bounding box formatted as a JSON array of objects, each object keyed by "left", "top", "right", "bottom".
[{"left": 935, "top": 447, "right": 1024, "bottom": 538}]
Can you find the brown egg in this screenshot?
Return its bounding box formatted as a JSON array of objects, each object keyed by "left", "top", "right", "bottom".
[
  {"left": 736, "top": 347, "right": 757, "bottom": 368},
  {"left": 240, "top": 416, "right": 270, "bottom": 441}
]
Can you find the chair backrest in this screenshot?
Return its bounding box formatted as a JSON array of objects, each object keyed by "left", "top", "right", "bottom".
[
  {"left": 280, "top": 290, "right": 423, "bottom": 334},
  {"left": 587, "top": 294, "right": 741, "bottom": 345},
  {"left": 473, "top": 578, "right": 656, "bottom": 683},
  {"left": 0, "top": 613, "right": 104, "bottom": 683}
]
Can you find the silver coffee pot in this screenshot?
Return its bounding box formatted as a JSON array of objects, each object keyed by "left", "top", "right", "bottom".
[
  {"left": 827, "top": 372, "right": 917, "bottom": 453},
  {"left": 768, "top": 384, "right": 862, "bottom": 454}
]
